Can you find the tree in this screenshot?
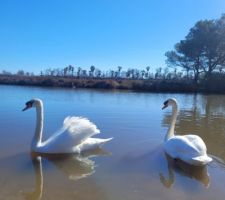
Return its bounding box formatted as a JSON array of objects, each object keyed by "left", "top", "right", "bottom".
[
  {"left": 166, "top": 14, "right": 225, "bottom": 84},
  {"left": 141, "top": 70, "right": 145, "bottom": 79},
  {"left": 163, "top": 67, "right": 169, "bottom": 79},
  {"left": 146, "top": 66, "right": 150, "bottom": 78},
  {"left": 126, "top": 69, "right": 131, "bottom": 78},
  {"left": 82, "top": 70, "right": 87, "bottom": 77},
  {"left": 117, "top": 66, "right": 122, "bottom": 77},
  {"left": 44, "top": 68, "right": 52, "bottom": 76},
  {"left": 63, "top": 67, "right": 68, "bottom": 76},
  {"left": 130, "top": 69, "right": 135, "bottom": 78},
  {"left": 155, "top": 67, "right": 162, "bottom": 79},
  {"left": 55, "top": 68, "right": 62, "bottom": 76},
  {"left": 90, "top": 65, "right": 95, "bottom": 77},
  {"left": 17, "top": 70, "right": 25, "bottom": 76},
  {"left": 96, "top": 69, "right": 101, "bottom": 77},
  {"left": 77, "top": 67, "right": 82, "bottom": 77},
  {"left": 1, "top": 70, "right": 12, "bottom": 75},
  {"left": 67, "top": 65, "right": 74, "bottom": 76},
  {"left": 110, "top": 70, "right": 115, "bottom": 78}
]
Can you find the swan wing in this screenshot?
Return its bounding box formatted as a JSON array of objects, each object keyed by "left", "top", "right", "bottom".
[
  {"left": 40, "top": 116, "right": 100, "bottom": 153},
  {"left": 164, "top": 135, "right": 210, "bottom": 164},
  {"left": 63, "top": 116, "right": 100, "bottom": 143},
  {"left": 184, "top": 135, "right": 207, "bottom": 154}
]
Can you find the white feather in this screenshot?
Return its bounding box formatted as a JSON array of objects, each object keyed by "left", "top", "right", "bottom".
[
  {"left": 78, "top": 137, "right": 113, "bottom": 152},
  {"left": 164, "top": 135, "right": 212, "bottom": 166},
  {"left": 38, "top": 117, "right": 101, "bottom": 153}
]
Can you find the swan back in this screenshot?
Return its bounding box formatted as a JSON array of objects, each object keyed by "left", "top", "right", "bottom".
[{"left": 164, "top": 135, "right": 212, "bottom": 166}]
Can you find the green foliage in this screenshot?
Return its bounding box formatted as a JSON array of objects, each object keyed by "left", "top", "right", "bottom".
[{"left": 166, "top": 14, "right": 225, "bottom": 83}]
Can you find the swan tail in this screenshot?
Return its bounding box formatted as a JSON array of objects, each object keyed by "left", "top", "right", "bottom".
[
  {"left": 94, "top": 137, "right": 113, "bottom": 146},
  {"left": 78, "top": 138, "right": 113, "bottom": 152},
  {"left": 191, "top": 155, "right": 212, "bottom": 166}
]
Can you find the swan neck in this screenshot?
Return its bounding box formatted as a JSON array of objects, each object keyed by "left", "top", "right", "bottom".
[
  {"left": 32, "top": 104, "right": 43, "bottom": 148},
  {"left": 165, "top": 103, "right": 178, "bottom": 141}
]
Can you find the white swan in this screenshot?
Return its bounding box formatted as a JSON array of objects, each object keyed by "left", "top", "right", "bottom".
[
  {"left": 22, "top": 98, "right": 112, "bottom": 154},
  {"left": 162, "top": 98, "right": 212, "bottom": 166}
]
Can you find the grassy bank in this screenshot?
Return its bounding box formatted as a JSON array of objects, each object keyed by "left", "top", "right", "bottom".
[
  {"left": 1, "top": 74, "right": 225, "bottom": 94},
  {"left": 0, "top": 74, "right": 195, "bottom": 92}
]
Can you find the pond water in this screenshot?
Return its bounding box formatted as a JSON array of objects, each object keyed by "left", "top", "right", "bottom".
[{"left": 0, "top": 85, "right": 225, "bottom": 200}]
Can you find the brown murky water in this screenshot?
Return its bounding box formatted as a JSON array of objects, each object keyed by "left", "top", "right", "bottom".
[{"left": 0, "top": 85, "right": 225, "bottom": 200}]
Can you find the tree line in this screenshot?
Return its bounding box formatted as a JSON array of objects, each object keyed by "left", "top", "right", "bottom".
[
  {"left": 1, "top": 65, "right": 187, "bottom": 81},
  {"left": 1, "top": 14, "right": 225, "bottom": 86}
]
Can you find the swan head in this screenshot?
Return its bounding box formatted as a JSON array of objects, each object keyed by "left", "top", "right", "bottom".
[
  {"left": 162, "top": 98, "right": 177, "bottom": 110},
  {"left": 22, "top": 99, "right": 43, "bottom": 111}
]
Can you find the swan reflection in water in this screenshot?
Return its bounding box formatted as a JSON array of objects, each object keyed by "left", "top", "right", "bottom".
[
  {"left": 159, "top": 153, "right": 210, "bottom": 188},
  {"left": 23, "top": 148, "right": 110, "bottom": 200}
]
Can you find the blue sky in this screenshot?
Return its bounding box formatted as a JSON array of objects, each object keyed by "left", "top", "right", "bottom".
[{"left": 0, "top": 0, "right": 225, "bottom": 74}]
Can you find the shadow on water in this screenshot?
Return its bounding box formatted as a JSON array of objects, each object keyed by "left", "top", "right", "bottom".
[
  {"left": 31, "top": 148, "right": 111, "bottom": 181},
  {"left": 105, "top": 144, "right": 213, "bottom": 200},
  {"left": 0, "top": 148, "right": 111, "bottom": 200},
  {"left": 119, "top": 145, "right": 211, "bottom": 187},
  {"left": 159, "top": 153, "right": 210, "bottom": 188}
]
